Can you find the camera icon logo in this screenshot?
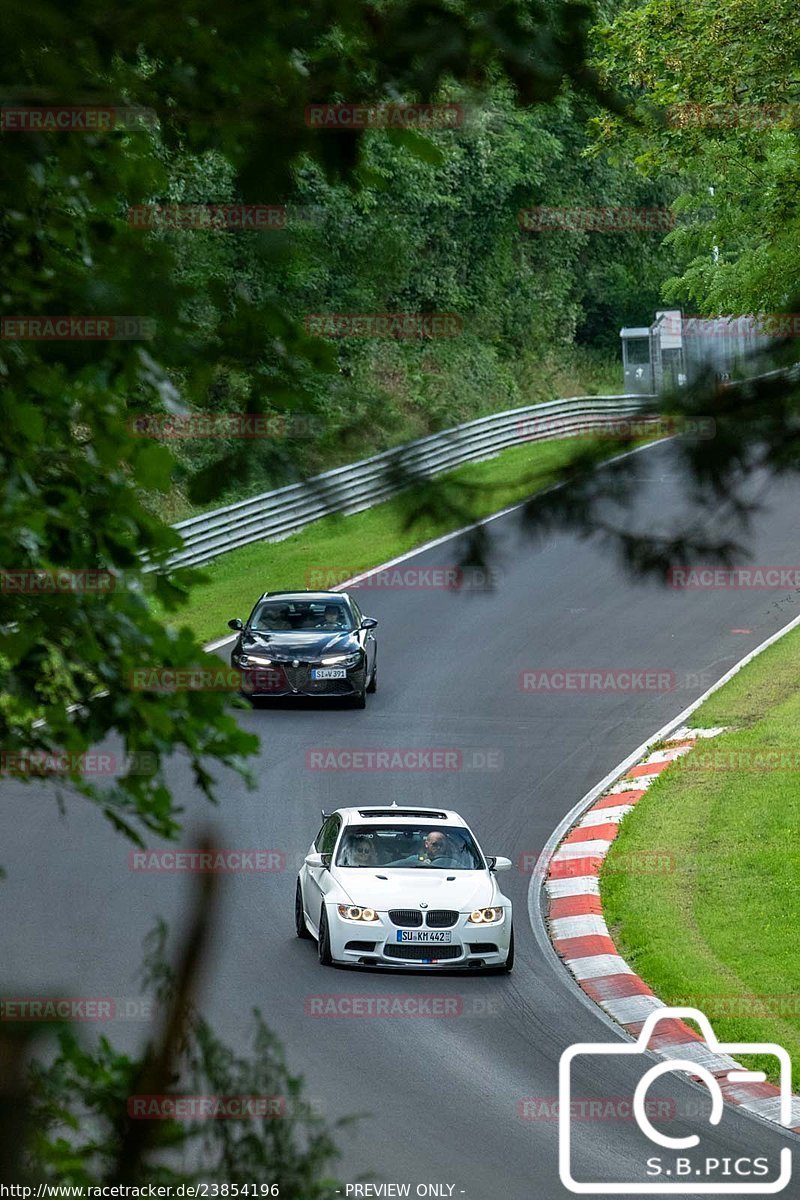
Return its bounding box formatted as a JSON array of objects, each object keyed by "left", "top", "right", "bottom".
[{"left": 559, "top": 1007, "right": 793, "bottom": 1193}]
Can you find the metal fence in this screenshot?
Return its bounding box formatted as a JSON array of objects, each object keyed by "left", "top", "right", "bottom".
[{"left": 165, "top": 394, "right": 657, "bottom": 569}]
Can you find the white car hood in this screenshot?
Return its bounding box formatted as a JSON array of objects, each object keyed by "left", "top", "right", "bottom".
[{"left": 335, "top": 868, "right": 499, "bottom": 911}]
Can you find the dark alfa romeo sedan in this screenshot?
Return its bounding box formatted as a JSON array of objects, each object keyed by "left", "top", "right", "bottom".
[{"left": 228, "top": 590, "right": 378, "bottom": 708}]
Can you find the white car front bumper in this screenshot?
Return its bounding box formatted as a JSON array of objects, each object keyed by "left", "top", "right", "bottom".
[{"left": 326, "top": 905, "right": 512, "bottom": 969}]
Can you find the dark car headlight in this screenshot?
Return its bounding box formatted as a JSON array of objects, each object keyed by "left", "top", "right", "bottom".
[
  {"left": 236, "top": 653, "right": 274, "bottom": 668},
  {"left": 321, "top": 652, "right": 361, "bottom": 668}
]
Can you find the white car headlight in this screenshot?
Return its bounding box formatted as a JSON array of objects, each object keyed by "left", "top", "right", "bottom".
[
  {"left": 337, "top": 904, "right": 379, "bottom": 922},
  {"left": 321, "top": 653, "right": 361, "bottom": 667},
  {"left": 467, "top": 907, "right": 504, "bottom": 924},
  {"left": 238, "top": 654, "right": 273, "bottom": 667}
]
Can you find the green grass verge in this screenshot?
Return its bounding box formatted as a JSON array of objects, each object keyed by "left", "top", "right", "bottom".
[
  {"left": 170, "top": 435, "right": 640, "bottom": 645},
  {"left": 602, "top": 623, "right": 800, "bottom": 1088}
]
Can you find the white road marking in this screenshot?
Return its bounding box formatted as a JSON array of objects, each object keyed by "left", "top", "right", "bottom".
[
  {"left": 600, "top": 995, "right": 665, "bottom": 1023},
  {"left": 566, "top": 954, "right": 634, "bottom": 980},
  {"left": 545, "top": 876, "right": 600, "bottom": 899},
  {"left": 577, "top": 805, "right": 633, "bottom": 827},
  {"left": 550, "top": 914, "right": 609, "bottom": 941},
  {"left": 552, "top": 839, "right": 613, "bottom": 859}
]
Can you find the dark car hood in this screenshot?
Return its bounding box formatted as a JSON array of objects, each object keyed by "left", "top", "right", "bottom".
[{"left": 239, "top": 630, "right": 359, "bottom": 659}]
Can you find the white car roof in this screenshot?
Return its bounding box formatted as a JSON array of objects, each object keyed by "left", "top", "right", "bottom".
[{"left": 335, "top": 806, "right": 466, "bottom": 826}]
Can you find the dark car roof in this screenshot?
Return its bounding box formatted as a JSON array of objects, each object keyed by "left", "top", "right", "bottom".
[{"left": 258, "top": 591, "right": 352, "bottom": 603}]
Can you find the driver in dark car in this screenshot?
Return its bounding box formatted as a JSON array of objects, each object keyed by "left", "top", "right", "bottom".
[{"left": 315, "top": 603, "right": 347, "bottom": 630}]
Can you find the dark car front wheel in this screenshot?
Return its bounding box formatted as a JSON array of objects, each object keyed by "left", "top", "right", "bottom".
[{"left": 367, "top": 659, "right": 377, "bottom": 693}]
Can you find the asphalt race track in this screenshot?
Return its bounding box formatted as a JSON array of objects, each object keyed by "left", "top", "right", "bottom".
[{"left": 3, "top": 438, "right": 800, "bottom": 1198}]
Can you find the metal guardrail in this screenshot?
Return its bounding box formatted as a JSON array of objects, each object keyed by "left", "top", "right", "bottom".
[{"left": 166, "top": 394, "right": 657, "bottom": 569}]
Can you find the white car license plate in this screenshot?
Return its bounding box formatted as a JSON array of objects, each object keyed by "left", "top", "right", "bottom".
[
  {"left": 312, "top": 668, "right": 347, "bottom": 680},
  {"left": 397, "top": 930, "right": 452, "bottom": 943}
]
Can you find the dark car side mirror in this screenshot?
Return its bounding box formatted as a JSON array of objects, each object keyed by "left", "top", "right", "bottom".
[
  {"left": 360, "top": 617, "right": 378, "bottom": 630},
  {"left": 228, "top": 617, "right": 244, "bottom": 631}
]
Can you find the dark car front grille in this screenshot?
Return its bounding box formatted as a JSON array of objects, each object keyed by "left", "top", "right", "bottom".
[
  {"left": 269, "top": 659, "right": 357, "bottom": 695},
  {"left": 425, "top": 910, "right": 459, "bottom": 928},
  {"left": 384, "top": 944, "right": 462, "bottom": 962},
  {"left": 389, "top": 910, "right": 423, "bottom": 927},
  {"left": 283, "top": 662, "right": 310, "bottom": 690}
]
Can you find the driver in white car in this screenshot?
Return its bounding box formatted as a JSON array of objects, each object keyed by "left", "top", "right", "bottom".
[{"left": 390, "top": 831, "right": 462, "bottom": 868}]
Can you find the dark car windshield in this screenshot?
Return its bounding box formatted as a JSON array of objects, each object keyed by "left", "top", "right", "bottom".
[
  {"left": 250, "top": 599, "right": 354, "bottom": 633},
  {"left": 336, "top": 824, "right": 484, "bottom": 870}
]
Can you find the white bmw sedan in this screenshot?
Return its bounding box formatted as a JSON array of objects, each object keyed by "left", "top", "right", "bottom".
[{"left": 295, "top": 804, "right": 513, "bottom": 971}]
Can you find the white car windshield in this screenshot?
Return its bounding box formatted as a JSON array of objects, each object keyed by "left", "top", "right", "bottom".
[{"left": 336, "top": 824, "right": 483, "bottom": 870}]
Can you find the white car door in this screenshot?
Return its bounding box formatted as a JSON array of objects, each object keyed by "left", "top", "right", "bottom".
[{"left": 306, "top": 814, "right": 341, "bottom": 931}]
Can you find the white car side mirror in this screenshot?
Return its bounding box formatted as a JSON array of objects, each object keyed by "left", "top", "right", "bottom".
[{"left": 489, "top": 856, "right": 512, "bottom": 872}]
